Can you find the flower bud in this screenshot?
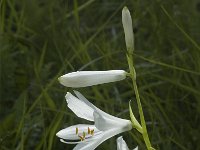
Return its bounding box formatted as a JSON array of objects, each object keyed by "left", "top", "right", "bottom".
[
  {"left": 58, "top": 70, "right": 127, "bottom": 88},
  {"left": 122, "top": 6, "right": 134, "bottom": 53}
]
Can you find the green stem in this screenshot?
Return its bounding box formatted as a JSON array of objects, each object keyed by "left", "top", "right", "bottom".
[{"left": 127, "top": 53, "right": 153, "bottom": 150}]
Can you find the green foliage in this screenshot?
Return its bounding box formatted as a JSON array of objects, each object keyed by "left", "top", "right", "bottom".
[{"left": 0, "top": 0, "right": 200, "bottom": 149}]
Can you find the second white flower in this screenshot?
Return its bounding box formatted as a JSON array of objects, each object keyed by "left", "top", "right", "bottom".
[{"left": 56, "top": 91, "right": 132, "bottom": 150}]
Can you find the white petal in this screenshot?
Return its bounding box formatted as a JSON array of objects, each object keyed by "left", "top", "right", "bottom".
[
  {"left": 74, "top": 90, "right": 133, "bottom": 127},
  {"left": 133, "top": 146, "right": 138, "bottom": 150},
  {"left": 73, "top": 90, "right": 95, "bottom": 110},
  {"left": 73, "top": 139, "right": 100, "bottom": 150},
  {"left": 58, "top": 70, "right": 127, "bottom": 87},
  {"left": 122, "top": 7, "right": 134, "bottom": 52},
  {"left": 67, "top": 91, "right": 131, "bottom": 124},
  {"left": 60, "top": 132, "right": 103, "bottom": 144},
  {"left": 117, "top": 136, "right": 130, "bottom": 150},
  {"left": 93, "top": 111, "right": 132, "bottom": 131},
  {"left": 66, "top": 92, "right": 94, "bottom": 121},
  {"left": 56, "top": 124, "right": 99, "bottom": 140},
  {"left": 74, "top": 90, "right": 118, "bottom": 119},
  {"left": 73, "top": 128, "right": 124, "bottom": 150}
]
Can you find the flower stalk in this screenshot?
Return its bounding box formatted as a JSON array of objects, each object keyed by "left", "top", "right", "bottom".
[
  {"left": 127, "top": 54, "right": 153, "bottom": 150},
  {"left": 122, "top": 6, "right": 155, "bottom": 150}
]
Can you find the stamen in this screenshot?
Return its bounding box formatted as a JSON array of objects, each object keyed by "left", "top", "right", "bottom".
[
  {"left": 88, "top": 127, "right": 91, "bottom": 134},
  {"left": 91, "top": 129, "right": 94, "bottom": 135},
  {"left": 76, "top": 127, "right": 78, "bottom": 135},
  {"left": 76, "top": 126, "right": 95, "bottom": 141},
  {"left": 78, "top": 135, "right": 84, "bottom": 141},
  {"left": 83, "top": 131, "right": 86, "bottom": 139}
]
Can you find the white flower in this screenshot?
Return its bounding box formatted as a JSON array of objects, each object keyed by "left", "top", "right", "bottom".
[
  {"left": 56, "top": 91, "right": 132, "bottom": 150},
  {"left": 58, "top": 70, "right": 127, "bottom": 88},
  {"left": 117, "top": 136, "right": 138, "bottom": 150},
  {"left": 122, "top": 6, "right": 134, "bottom": 53}
]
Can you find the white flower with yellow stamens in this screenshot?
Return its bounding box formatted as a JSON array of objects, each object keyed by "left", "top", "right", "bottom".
[
  {"left": 58, "top": 70, "right": 127, "bottom": 88},
  {"left": 117, "top": 136, "right": 138, "bottom": 150},
  {"left": 56, "top": 91, "right": 132, "bottom": 150}
]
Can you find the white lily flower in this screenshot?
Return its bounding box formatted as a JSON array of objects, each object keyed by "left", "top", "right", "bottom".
[
  {"left": 56, "top": 91, "right": 132, "bottom": 150},
  {"left": 117, "top": 136, "right": 138, "bottom": 150},
  {"left": 122, "top": 6, "right": 134, "bottom": 53},
  {"left": 58, "top": 70, "right": 127, "bottom": 88}
]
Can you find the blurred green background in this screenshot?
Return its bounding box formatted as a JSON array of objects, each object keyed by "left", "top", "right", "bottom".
[{"left": 0, "top": 0, "right": 200, "bottom": 149}]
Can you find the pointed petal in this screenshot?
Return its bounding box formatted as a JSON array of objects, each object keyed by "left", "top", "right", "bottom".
[
  {"left": 60, "top": 133, "right": 102, "bottom": 144},
  {"left": 68, "top": 91, "right": 127, "bottom": 123},
  {"left": 59, "top": 70, "right": 127, "bottom": 87},
  {"left": 117, "top": 136, "right": 130, "bottom": 150},
  {"left": 66, "top": 92, "right": 94, "bottom": 121},
  {"left": 133, "top": 146, "right": 138, "bottom": 150},
  {"left": 73, "top": 139, "right": 100, "bottom": 150},
  {"left": 73, "top": 128, "right": 128, "bottom": 150},
  {"left": 56, "top": 124, "right": 99, "bottom": 140},
  {"left": 73, "top": 90, "right": 95, "bottom": 109},
  {"left": 93, "top": 111, "right": 132, "bottom": 131},
  {"left": 74, "top": 91, "right": 118, "bottom": 120},
  {"left": 60, "top": 139, "right": 82, "bottom": 144},
  {"left": 74, "top": 90, "right": 133, "bottom": 126}
]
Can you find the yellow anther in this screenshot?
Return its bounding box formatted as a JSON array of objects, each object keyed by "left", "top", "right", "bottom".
[
  {"left": 91, "top": 129, "right": 94, "bottom": 135},
  {"left": 76, "top": 127, "right": 78, "bottom": 135},
  {"left": 78, "top": 135, "right": 84, "bottom": 141},
  {"left": 83, "top": 131, "right": 86, "bottom": 139},
  {"left": 77, "top": 127, "right": 94, "bottom": 141},
  {"left": 88, "top": 127, "right": 91, "bottom": 134}
]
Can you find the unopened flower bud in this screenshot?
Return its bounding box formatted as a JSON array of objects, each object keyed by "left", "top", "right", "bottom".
[{"left": 122, "top": 6, "right": 134, "bottom": 53}]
